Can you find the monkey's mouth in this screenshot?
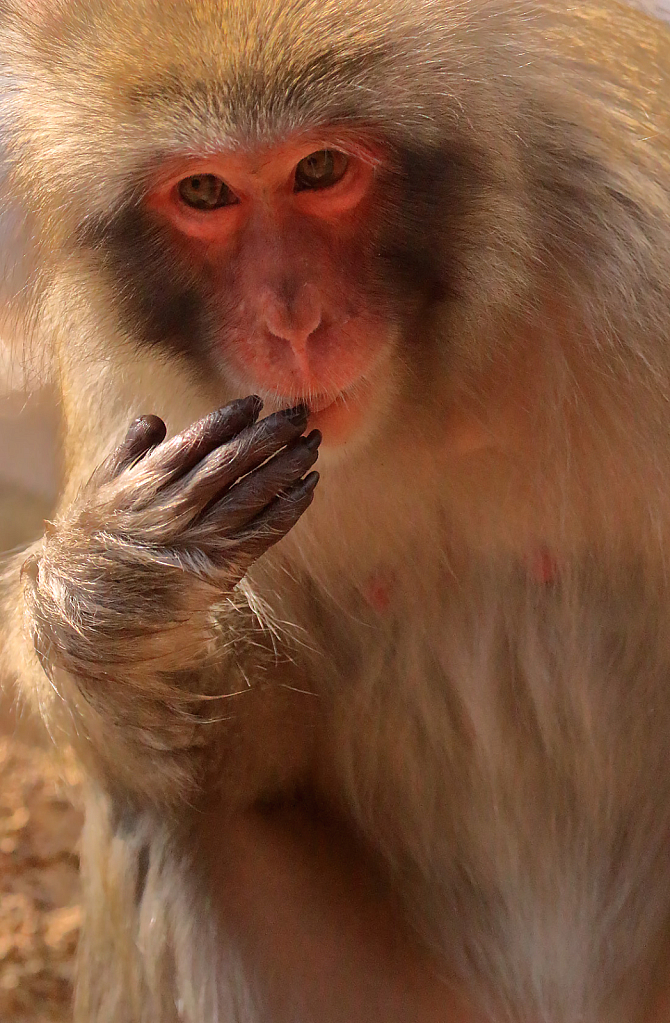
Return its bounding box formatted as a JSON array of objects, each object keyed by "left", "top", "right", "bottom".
[
  {"left": 254, "top": 344, "right": 395, "bottom": 444},
  {"left": 260, "top": 385, "right": 355, "bottom": 418},
  {"left": 258, "top": 379, "right": 374, "bottom": 444},
  {"left": 306, "top": 393, "right": 342, "bottom": 414},
  {"left": 307, "top": 380, "right": 378, "bottom": 443}
]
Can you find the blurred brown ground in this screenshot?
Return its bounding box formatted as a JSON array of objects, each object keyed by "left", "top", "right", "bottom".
[{"left": 0, "top": 387, "right": 82, "bottom": 1023}]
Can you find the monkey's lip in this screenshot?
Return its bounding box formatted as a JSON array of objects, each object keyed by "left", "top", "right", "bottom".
[
  {"left": 261, "top": 382, "right": 371, "bottom": 444},
  {"left": 307, "top": 381, "right": 376, "bottom": 443},
  {"left": 259, "top": 391, "right": 342, "bottom": 416},
  {"left": 306, "top": 393, "right": 342, "bottom": 414},
  {"left": 263, "top": 387, "right": 356, "bottom": 418},
  {"left": 257, "top": 365, "right": 384, "bottom": 443}
]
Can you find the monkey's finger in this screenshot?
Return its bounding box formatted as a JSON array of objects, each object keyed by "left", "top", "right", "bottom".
[
  {"left": 221, "top": 472, "right": 320, "bottom": 569},
  {"left": 207, "top": 406, "right": 311, "bottom": 482},
  {"left": 162, "top": 406, "right": 311, "bottom": 512},
  {"left": 97, "top": 415, "right": 168, "bottom": 482},
  {"left": 199, "top": 430, "right": 321, "bottom": 533},
  {"left": 143, "top": 396, "right": 264, "bottom": 484}
]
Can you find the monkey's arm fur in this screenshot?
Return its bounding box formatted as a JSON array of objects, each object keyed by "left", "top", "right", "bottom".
[{"left": 1, "top": 400, "right": 320, "bottom": 805}]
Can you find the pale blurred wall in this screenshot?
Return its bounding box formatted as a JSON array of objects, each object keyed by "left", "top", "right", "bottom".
[
  {"left": 644, "top": 1, "right": 670, "bottom": 16},
  {"left": 0, "top": 344, "right": 58, "bottom": 553}
]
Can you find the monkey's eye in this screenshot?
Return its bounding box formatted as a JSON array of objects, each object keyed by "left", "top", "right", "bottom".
[
  {"left": 294, "top": 150, "right": 349, "bottom": 191},
  {"left": 177, "top": 174, "right": 238, "bottom": 210}
]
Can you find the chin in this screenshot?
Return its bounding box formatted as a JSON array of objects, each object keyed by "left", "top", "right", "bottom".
[
  {"left": 221, "top": 342, "right": 397, "bottom": 457},
  {"left": 277, "top": 375, "right": 393, "bottom": 462},
  {"left": 306, "top": 380, "right": 375, "bottom": 447}
]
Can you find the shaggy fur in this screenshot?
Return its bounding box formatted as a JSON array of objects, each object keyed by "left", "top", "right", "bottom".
[{"left": 1, "top": 1, "right": 670, "bottom": 1020}]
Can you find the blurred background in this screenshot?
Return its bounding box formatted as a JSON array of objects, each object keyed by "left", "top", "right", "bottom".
[{"left": 0, "top": 354, "right": 81, "bottom": 1023}]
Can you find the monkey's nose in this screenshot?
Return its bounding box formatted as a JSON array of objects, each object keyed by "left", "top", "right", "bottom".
[{"left": 260, "top": 285, "right": 322, "bottom": 353}]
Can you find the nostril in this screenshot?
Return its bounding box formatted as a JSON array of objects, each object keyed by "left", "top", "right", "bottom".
[
  {"left": 260, "top": 285, "right": 322, "bottom": 351},
  {"left": 264, "top": 311, "right": 319, "bottom": 346}
]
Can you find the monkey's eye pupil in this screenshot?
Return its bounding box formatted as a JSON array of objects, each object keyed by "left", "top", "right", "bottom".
[
  {"left": 177, "top": 174, "right": 237, "bottom": 210},
  {"left": 294, "top": 150, "right": 349, "bottom": 191}
]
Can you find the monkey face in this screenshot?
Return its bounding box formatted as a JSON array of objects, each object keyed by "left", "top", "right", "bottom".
[
  {"left": 1, "top": 0, "right": 470, "bottom": 456},
  {"left": 3, "top": 0, "right": 507, "bottom": 459},
  {"left": 140, "top": 136, "right": 400, "bottom": 445}
]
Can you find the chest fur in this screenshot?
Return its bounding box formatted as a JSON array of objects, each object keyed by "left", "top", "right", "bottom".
[{"left": 311, "top": 568, "right": 670, "bottom": 1021}]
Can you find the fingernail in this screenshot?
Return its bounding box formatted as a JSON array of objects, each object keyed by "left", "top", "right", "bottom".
[
  {"left": 304, "top": 430, "right": 322, "bottom": 452},
  {"left": 223, "top": 395, "right": 262, "bottom": 413},
  {"left": 300, "top": 471, "right": 319, "bottom": 491},
  {"left": 211, "top": 398, "right": 260, "bottom": 425},
  {"left": 283, "top": 404, "right": 309, "bottom": 425},
  {"left": 229, "top": 395, "right": 263, "bottom": 417},
  {"left": 126, "top": 414, "right": 167, "bottom": 445}
]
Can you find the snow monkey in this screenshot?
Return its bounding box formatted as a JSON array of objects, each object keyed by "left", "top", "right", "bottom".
[{"left": 2, "top": 1, "right": 670, "bottom": 1021}]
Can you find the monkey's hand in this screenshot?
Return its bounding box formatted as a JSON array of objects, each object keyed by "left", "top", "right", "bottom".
[{"left": 19, "top": 397, "right": 320, "bottom": 801}]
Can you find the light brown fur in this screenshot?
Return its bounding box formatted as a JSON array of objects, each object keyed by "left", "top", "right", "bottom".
[{"left": 2, "top": 1, "right": 670, "bottom": 1020}]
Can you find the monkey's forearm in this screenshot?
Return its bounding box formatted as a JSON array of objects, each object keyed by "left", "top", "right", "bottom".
[
  {"left": 2, "top": 538, "right": 238, "bottom": 804},
  {"left": 0, "top": 542, "right": 47, "bottom": 707},
  {"left": 1, "top": 402, "right": 319, "bottom": 805}
]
